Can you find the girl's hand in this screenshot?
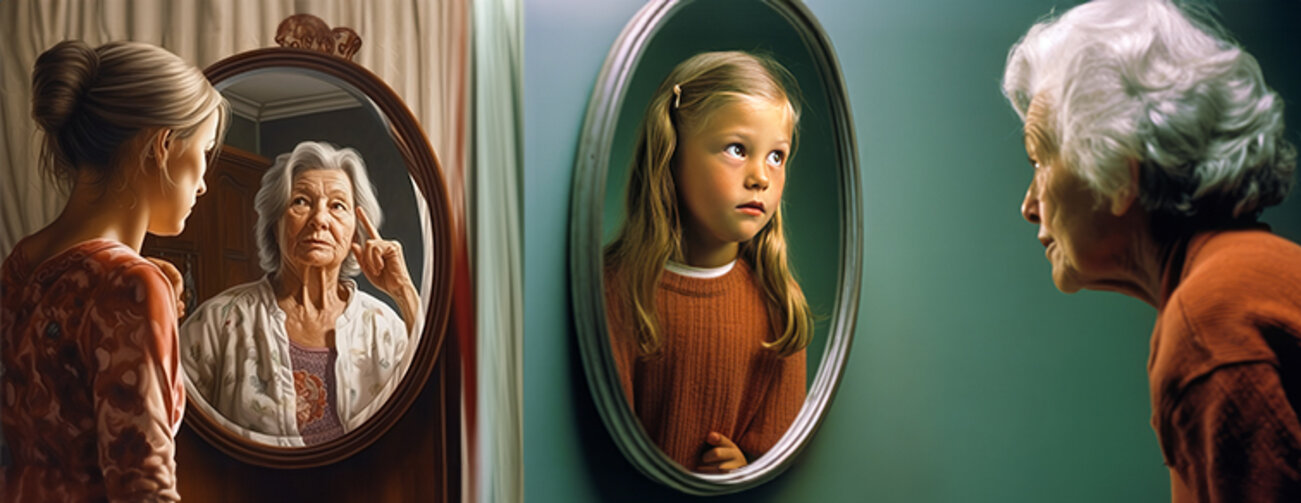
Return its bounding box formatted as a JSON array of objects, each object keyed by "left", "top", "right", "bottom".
[
  {"left": 145, "top": 257, "right": 185, "bottom": 319},
  {"left": 351, "top": 206, "right": 420, "bottom": 332},
  {"left": 696, "top": 432, "right": 748, "bottom": 473}
]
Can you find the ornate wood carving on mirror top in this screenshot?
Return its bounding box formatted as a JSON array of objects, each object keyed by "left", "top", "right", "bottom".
[
  {"left": 274, "top": 13, "right": 361, "bottom": 61},
  {"left": 143, "top": 14, "right": 454, "bottom": 470}
]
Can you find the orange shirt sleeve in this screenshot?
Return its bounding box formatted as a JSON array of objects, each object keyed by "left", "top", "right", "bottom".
[
  {"left": 1165, "top": 362, "right": 1301, "bottom": 502},
  {"left": 738, "top": 348, "right": 806, "bottom": 459},
  {"left": 89, "top": 263, "right": 184, "bottom": 502}
]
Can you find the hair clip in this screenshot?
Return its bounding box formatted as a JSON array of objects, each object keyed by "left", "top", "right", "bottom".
[{"left": 672, "top": 84, "right": 682, "bottom": 109}]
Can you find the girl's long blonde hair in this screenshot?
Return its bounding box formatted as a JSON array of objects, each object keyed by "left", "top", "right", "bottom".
[{"left": 604, "top": 50, "right": 812, "bottom": 358}]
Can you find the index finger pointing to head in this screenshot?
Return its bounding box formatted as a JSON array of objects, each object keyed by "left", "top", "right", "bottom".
[{"left": 356, "top": 205, "right": 380, "bottom": 240}]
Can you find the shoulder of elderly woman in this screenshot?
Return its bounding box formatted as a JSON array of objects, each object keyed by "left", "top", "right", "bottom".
[
  {"left": 349, "top": 288, "right": 403, "bottom": 320},
  {"left": 180, "top": 279, "right": 275, "bottom": 336},
  {"left": 1150, "top": 229, "right": 1301, "bottom": 500},
  {"left": 1172, "top": 229, "right": 1301, "bottom": 311},
  {"left": 1151, "top": 229, "right": 1301, "bottom": 394},
  {"left": 344, "top": 288, "right": 408, "bottom": 348}
]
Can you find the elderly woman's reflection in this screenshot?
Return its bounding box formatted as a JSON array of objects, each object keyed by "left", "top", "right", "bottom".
[
  {"left": 1003, "top": 1, "right": 1301, "bottom": 500},
  {"left": 179, "top": 141, "right": 419, "bottom": 446}
]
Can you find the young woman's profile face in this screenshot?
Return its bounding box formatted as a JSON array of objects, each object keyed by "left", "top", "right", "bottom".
[
  {"left": 674, "top": 95, "right": 793, "bottom": 267},
  {"left": 148, "top": 113, "right": 220, "bottom": 236}
]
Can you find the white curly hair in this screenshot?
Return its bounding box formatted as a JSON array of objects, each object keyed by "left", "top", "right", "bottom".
[{"left": 1003, "top": 0, "right": 1295, "bottom": 231}]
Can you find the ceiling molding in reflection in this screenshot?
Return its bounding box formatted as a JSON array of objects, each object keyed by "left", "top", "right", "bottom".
[{"left": 224, "top": 88, "right": 362, "bottom": 123}]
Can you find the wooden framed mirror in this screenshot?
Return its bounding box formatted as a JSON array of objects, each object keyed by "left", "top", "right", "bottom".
[
  {"left": 569, "top": 0, "right": 861, "bottom": 495},
  {"left": 142, "top": 18, "right": 453, "bottom": 469}
]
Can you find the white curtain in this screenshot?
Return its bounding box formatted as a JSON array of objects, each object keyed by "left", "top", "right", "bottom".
[
  {"left": 470, "top": 1, "right": 523, "bottom": 502},
  {"left": 0, "top": 0, "right": 468, "bottom": 260}
]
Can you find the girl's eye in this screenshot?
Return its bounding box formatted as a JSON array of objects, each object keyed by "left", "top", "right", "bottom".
[
  {"left": 766, "top": 150, "right": 785, "bottom": 167},
  {"left": 724, "top": 143, "right": 746, "bottom": 159}
]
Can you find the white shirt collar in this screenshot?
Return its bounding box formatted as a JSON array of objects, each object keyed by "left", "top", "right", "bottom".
[{"left": 664, "top": 259, "right": 736, "bottom": 279}]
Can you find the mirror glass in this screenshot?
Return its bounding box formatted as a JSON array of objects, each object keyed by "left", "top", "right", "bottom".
[
  {"left": 571, "top": 0, "right": 860, "bottom": 495},
  {"left": 217, "top": 68, "right": 428, "bottom": 325},
  {"left": 193, "top": 67, "right": 429, "bottom": 447},
  {"left": 602, "top": 1, "right": 841, "bottom": 385},
  {"left": 146, "top": 63, "right": 437, "bottom": 452}
]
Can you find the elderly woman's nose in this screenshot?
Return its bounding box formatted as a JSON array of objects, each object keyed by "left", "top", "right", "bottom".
[
  {"left": 307, "top": 202, "right": 331, "bottom": 228},
  {"left": 1021, "top": 184, "right": 1041, "bottom": 224}
]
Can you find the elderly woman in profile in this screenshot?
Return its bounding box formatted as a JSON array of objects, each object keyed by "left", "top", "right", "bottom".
[
  {"left": 1003, "top": 1, "right": 1301, "bottom": 500},
  {"left": 180, "top": 141, "right": 420, "bottom": 446}
]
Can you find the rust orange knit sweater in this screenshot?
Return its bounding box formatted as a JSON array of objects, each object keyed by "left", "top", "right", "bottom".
[
  {"left": 1150, "top": 228, "right": 1301, "bottom": 502},
  {"left": 606, "top": 259, "right": 806, "bottom": 471}
]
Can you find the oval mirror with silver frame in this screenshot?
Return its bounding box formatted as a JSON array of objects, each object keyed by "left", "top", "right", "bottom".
[
  {"left": 145, "top": 42, "right": 454, "bottom": 468},
  {"left": 570, "top": 0, "right": 861, "bottom": 494}
]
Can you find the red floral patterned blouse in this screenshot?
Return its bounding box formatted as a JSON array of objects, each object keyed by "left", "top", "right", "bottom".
[{"left": 1, "top": 239, "right": 185, "bottom": 502}]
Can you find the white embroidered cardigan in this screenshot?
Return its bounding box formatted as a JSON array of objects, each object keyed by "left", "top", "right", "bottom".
[{"left": 178, "top": 276, "right": 408, "bottom": 446}]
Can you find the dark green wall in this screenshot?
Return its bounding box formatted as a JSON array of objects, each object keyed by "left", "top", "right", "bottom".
[{"left": 523, "top": 0, "right": 1301, "bottom": 501}]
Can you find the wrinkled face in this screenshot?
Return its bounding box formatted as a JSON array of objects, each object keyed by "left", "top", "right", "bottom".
[
  {"left": 148, "top": 113, "right": 219, "bottom": 236},
  {"left": 278, "top": 169, "right": 357, "bottom": 273},
  {"left": 674, "top": 96, "right": 792, "bottom": 264},
  {"left": 1020, "top": 109, "right": 1132, "bottom": 293}
]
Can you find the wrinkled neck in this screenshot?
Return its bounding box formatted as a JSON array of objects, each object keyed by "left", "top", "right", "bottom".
[
  {"left": 1097, "top": 213, "right": 1172, "bottom": 309},
  {"left": 274, "top": 262, "right": 347, "bottom": 311}
]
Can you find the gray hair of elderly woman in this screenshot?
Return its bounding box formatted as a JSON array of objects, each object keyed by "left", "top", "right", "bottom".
[
  {"left": 254, "top": 141, "right": 384, "bottom": 279},
  {"left": 1002, "top": 0, "right": 1296, "bottom": 240}
]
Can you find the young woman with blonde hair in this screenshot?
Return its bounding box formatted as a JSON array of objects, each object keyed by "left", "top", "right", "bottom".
[{"left": 1, "top": 40, "right": 227, "bottom": 501}]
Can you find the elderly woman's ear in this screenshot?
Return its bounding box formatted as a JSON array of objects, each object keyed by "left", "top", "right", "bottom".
[{"left": 1108, "top": 159, "right": 1142, "bottom": 216}]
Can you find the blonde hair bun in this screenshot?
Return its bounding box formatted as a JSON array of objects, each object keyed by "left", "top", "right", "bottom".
[
  {"left": 31, "top": 40, "right": 100, "bottom": 135},
  {"left": 29, "top": 40, "right": 227, "bottom": 186}
]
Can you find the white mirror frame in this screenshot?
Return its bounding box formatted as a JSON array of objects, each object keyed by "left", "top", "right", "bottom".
[{"left": 568, "top": 0, "right": 862, "bottom": 494}]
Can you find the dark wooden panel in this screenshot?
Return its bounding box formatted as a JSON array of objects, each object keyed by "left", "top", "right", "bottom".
[
  {"left": 143, "top": 146, "right": 269, "bottom": 308},
  {"left": 174, "top": 345, "right": 454, "bottom": 502}
]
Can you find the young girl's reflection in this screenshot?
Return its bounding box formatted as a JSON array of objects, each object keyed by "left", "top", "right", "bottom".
[{"left": 604, "top": 51, "right": 811, "bottom": 473}]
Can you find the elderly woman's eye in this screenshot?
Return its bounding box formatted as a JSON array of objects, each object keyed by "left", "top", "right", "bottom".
[
  {"left": 332, "top": 201, "right": 349, "bottom": 211},
  {"left": 767, "top": 150, "right": 785, "bottom": 167},
  {"left": 725, "top": 143, "right": 746, "bottom": 159},
  {"left": 291, "top": 196, "right": 309, "bottom": 206}
]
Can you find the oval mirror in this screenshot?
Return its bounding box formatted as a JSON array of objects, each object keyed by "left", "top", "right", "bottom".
[
  {"left": 570, "top": 0, "right": 861, "bottom": 494},
  {"left": 144, "top": 46, "right": 453, "bottom": 468}
]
